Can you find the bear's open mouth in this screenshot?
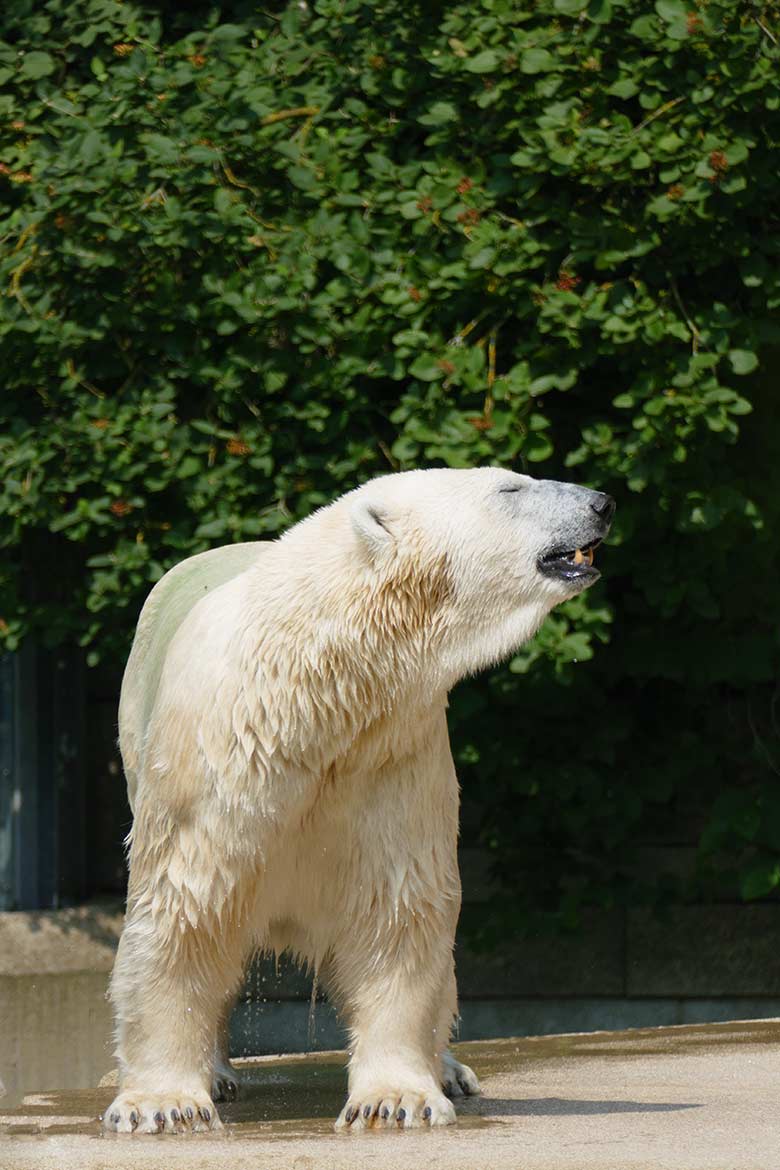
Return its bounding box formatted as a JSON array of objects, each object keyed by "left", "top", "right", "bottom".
[{"left": 538, "top": 538, "right": 602, "bottom": 582}]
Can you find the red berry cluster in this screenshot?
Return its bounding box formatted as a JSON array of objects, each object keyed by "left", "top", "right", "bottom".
[{"left": 554, "top": 270, "right": 580, "bottom": 292}]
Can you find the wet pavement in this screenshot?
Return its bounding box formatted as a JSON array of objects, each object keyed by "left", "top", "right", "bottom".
[{"left": 1, "top": 1019, "right": 779, "bottom": 1169}]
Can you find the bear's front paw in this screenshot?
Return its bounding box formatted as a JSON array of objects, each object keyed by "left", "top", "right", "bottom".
[
  {"left": 101, "top": 1089, "right": 222, "bottom": 1134},
  {"left": 335, "top": 1085, "right": 456, "bottom": 1131},
  {"left": 441, "top": 1050, "right": 481, "bottom": 1098}
]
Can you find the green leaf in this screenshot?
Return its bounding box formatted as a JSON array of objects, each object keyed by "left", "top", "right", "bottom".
[
  {"left": 510, "top": 149, "right": 536, "bottom": 167},
  {"left": 647, "top": 194, "right": 678, "bottom": 219},
  {"left": 409, "top": 354, "right": 444, "bottom": 381},
  {"left": 214, "top": 187, "right": 236, "bottom": 215},
  {"left": 143, "top": 133, "right": 179, "bottom": 163},
  {"left": 80, "top": 130, "right": 102, "bottom": 165},
  {"left": 587, "top": 0, "right": 613, "bottom": 24},
  {"left": 655, "top": 0, "right": 687, "bottom": 21},
  {"left": 524, "top": 432, "right": 554, "bottom": 461},
  {"left": 520, "top": 49, "right": 554, "bottom": 74},
  {"left": 629, "top": 14, "right": 659, "bottom": 38},
  {"left": 608, "top": 78, "right": 639, "bottom": 99},
  {"left": 287, "top": 165, "right": 317, "bottom": 191},
  {"left": 418, "top": 101, "right": 458, "bottom": 125},
  {"left": 728, "top": 350, "right": 759, "bottom": 376},
  {"left": 20, "top": 51, "right": 56, "bottom": 79},
  {"left": 657, "top": 132, "right": 683, "bottom": 153},
  {"left": 464, "top": 50, "right": 499, "bottom": 74},
  {"left": 468, "top": 246, "right": 496, "bottom": 269},
  {"left": 631, "top": 151, "right": 652, "bottom": 169},
  {"left": 724, "top": 141, "right": 749, "bottom": 166}
]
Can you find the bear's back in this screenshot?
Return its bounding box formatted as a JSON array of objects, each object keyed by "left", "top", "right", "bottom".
[{"left": 119, "top": 541, "right": 274, "bottom": 807}]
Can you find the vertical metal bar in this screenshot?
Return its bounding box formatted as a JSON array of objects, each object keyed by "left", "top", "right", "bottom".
[
  {"left": 14, "top": 641, "right": 39, "bottom": 909},
  {"left": 0, "top": 643, "right": 86, "bottom": 909},
  {"left": 53, "top": 647, "right": 86, "bottom": 905},
  {"left": 0, "top": 654, "right": 15, "bottom": 910},
  {"left": 35, "top": 645, "right": 56, "bottom": 906}
]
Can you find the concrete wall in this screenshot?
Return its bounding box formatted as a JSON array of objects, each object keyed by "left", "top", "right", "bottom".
[{"left": 229, "top": 886, "right": 780, "bottom": 1056}]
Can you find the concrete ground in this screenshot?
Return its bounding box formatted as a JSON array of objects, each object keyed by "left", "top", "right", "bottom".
[{"left": 2, "top": 1018, "right": 779, "bottom": 1170}]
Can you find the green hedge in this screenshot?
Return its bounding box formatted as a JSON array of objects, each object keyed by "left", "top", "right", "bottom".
[{"left": 1, "top": 0, "right": 779, "bottom": 927}]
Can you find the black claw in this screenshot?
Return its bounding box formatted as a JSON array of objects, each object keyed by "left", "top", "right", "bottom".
[
  {"left": 129, "top": 1110, "right": 138, "bottom": 1126},
  {"left": 184, "top": 1106, "right": 194, "bottom": 1121},
  {"left": 363, "top": 1104, "right": 372, "bottom": 1119},
  {"left": 397, "top": 1107, "right": 406, "bottom": 1122},
  {"left": 110, "top": 1112, "right": 120, "bottom": 1124},
  {"left": 201, "top": 1107, "right": 211, "bottom": 1124},
  {"left": 170, "top": 1108, "right": 180, "bottom": 1123},
  {"left": 153, "top": 1111, "right": 164, "bottom": 1127},
  {"left": 344, "top": 1105, "right": 356, "bottom": 1123},
  {"left": 380, "top": 1106, "right": 390, "bottom": 1120},
  {"left": 423, "top": 1105, "right": 432, "bottom": 1120}
]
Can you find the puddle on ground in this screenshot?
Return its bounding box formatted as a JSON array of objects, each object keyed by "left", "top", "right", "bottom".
[{"left": 0, "top": 1056, "right": 493, "bottom": 1140}]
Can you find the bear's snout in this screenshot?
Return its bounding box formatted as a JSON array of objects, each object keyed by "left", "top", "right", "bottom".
[
  {"left": 535, "top": 482, "right": 615, "bottom": 593},
  {"left": 590, "top": 493, "right": 616, "bottom": 527}
]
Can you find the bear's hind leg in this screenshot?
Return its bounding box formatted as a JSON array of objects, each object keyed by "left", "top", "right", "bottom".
[
  {"left": 441, "top": 1049, "right": 481, "bottom": 1098},
  {"left": 436, "top": 967, "right": 481, "bottom": 1099},
  {"left": 104, "top": 892, "right": 249, "bottom": 1134},
  {"left": 211, "top": 990, "right": 241, "bottom": 1103}
]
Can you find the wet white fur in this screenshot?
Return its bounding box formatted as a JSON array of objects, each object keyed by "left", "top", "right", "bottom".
[{"left": 105, "top": 467, "right": 599, "bottom": 1133}]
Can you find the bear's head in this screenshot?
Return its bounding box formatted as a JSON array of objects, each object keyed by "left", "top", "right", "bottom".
[{"left": 286, "top": 468, "right": 614, "bottom": 688}]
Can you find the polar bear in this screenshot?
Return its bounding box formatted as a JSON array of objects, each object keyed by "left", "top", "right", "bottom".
[{"left": 103, "top": 467, "right": 614, "bottom": 1134}]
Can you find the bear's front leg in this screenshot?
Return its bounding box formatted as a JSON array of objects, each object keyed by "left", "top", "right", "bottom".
[
  {"left": 103, "top": 896, "right": 247, "bottom": 1134},
  {"left": 332, "top": 910, "right": 459, "bottom": 1131}
]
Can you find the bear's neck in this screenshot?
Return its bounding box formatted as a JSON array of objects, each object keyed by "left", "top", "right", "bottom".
[{"left": 237, "top": 541, "right": 452, "bottom": 766}]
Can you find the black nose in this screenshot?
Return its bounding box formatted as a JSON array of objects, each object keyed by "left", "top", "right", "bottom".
[{"left": 590, "top": 493, "right": 615, "bottom": 524}]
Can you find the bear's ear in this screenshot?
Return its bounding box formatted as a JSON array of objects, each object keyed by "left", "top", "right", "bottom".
[{"left": 350, "top": 497, "right": 395, "bottom": 559}]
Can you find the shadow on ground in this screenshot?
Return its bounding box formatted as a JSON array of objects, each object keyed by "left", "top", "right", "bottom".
[{"left": 472, "top": 1096, "right": 702, "bottom": 1117}]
